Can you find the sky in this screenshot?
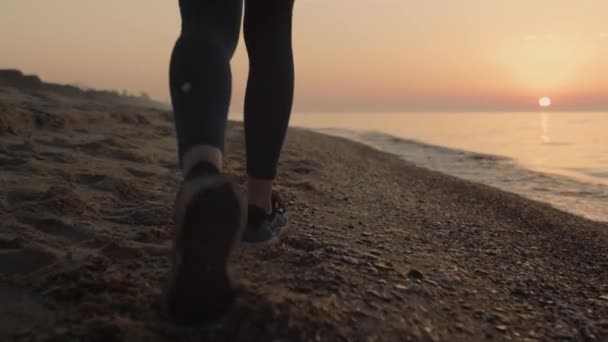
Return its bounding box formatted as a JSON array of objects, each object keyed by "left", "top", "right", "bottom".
[{"left": 1, "top": 0, "right": 607, "bottom": 112}]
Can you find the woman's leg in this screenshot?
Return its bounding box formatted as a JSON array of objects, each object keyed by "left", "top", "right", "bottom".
[
  {"left": 170, "top": 0, "right": 243, "bottom": 175},
  {"left": 166, "top": 0, "right": 244, "bottom": 323},
  {"left": 243, "top": 0, "right": 295, "bottom": 212}
]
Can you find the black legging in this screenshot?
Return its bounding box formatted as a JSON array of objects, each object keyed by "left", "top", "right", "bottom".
[{"left": 169, "top": 0, "right": 295, "bottom": 180}]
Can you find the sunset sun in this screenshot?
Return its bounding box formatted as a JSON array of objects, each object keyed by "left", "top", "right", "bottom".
[{"left": 539, "top": 97, "right": 552, "bottom": 107}]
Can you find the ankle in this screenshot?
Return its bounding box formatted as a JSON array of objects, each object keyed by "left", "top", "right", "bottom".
[
  {"left": 182, "top": 145, "right": 222, "bottom": 178},
  {"left": 247, "top": 178, "right": 273, "bottom": 214}
]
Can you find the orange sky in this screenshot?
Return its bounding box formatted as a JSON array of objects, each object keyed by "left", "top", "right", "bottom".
[{"left": 1, "top": 0, "right": 606, "bottom": 111}]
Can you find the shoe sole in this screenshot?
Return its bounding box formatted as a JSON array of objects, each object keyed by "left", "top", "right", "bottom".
[{"left": 164, "top": 175, "right": 244, "bottom": 324}]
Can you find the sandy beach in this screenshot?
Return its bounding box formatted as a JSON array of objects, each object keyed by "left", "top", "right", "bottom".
[{"left": 1, "top": 83, "right": 608, "bottom": 341}]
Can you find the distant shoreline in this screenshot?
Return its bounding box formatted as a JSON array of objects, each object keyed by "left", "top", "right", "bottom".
[{"left": 0, "top": 69, "right": 169, "bottom": 110}]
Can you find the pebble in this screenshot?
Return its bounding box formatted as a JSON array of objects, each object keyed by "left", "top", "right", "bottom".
[
  {"left": 369, "top": 249, "right": 382, "bottom": 256},
  {"left": 407, "top": 269, "right": 424, "bottom": 280},
  {"left": 394, "top": 284, "right": 408, "bottom": 291},
  {"left": 474, "top": 269, "right": 489, "bottom": 277},
  {"left": 340, "top": 256, "right": 360, "bottom": 266},
  {"left": 366, "top": 289, "right": 382, "bottom": 298},
  {"left": 496, "top": 325, "right": 508, "bottom": 332},
  {"left": 373, "top": 262, "right": 391, "bottom": 271}
]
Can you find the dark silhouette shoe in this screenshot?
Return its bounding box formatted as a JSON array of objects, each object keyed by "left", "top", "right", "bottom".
[
  {"left": 164, "top": 170, "right": 244, "bottom": 324},
  {"left": 242, "top": 196, "right": 289, "bottom": 246}
]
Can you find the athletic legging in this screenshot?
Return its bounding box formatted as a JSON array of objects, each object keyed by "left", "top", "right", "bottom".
[{"left": 169, "top": 0, "right": 295, "bottom": 180}]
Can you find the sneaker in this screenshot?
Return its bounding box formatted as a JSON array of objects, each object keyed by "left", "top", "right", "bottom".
[
  {"left": 164, "top": 172, "right": 244, "bottom": 324},
  {"left": 242, "top": 196, "right": 290, "bottom": 246}
]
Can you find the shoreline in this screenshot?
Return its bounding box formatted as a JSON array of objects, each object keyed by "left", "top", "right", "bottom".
[
  {"left": 1, "top": 87, "right": 608, "bottom": 340},
  {"left": 304, "top": 127, "right": 608, "bottom": 223}
]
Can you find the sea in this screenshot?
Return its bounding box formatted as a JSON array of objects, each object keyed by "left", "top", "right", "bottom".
[{"left": 283, "top": 112, "right": 607, "bottom": 223}]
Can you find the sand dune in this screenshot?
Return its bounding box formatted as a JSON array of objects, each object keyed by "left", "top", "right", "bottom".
[{"left": 1, "top": 82, "right": 608, "bottom": 341}]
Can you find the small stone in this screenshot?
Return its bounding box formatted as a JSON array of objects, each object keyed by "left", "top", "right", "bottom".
[
  {"left": 373, "top": 262, "right": 391, "bottom": 271},
  {"left": 474, "top": 269, "right": 489, "bottom": 277},
  {"left": 361, "top": 231, "right": 372, "bottom": 237},
  {"left": 407, "top": 269, "right": 424, "bottom": 280},
  {"left": 340, "top": 256, "right": 360, "bottom": 266},
  {"left": 366, "top": 289, "right": 382, "bottom": 298},
  {"left": 394, "top": 284, "right": 408, "bottom": 291},
  {"left": 369, "top": 249, "right": 382, "bottom": 256},
  {"left": 599, "top": 295, "right": 608, "bottom": 301},
  {"left": 495, "top": 325, "right": 508, "bottom": 332}
]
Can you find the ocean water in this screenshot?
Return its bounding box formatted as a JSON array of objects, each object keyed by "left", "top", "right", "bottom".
[{"left": 284, "top": 112, "right": 608, "bottom": 223}]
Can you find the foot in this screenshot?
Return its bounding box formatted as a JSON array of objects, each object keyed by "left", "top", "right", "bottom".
[
  {"left": 164, "top": 171, "right": 244, "bottom": 324},
  {"left": 242, "top": 196, "right": 290, "bottom": 246}
]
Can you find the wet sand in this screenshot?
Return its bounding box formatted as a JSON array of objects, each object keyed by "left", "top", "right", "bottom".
[{"left": 1, "top": 85, "right": 608, "bottom": 341}]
